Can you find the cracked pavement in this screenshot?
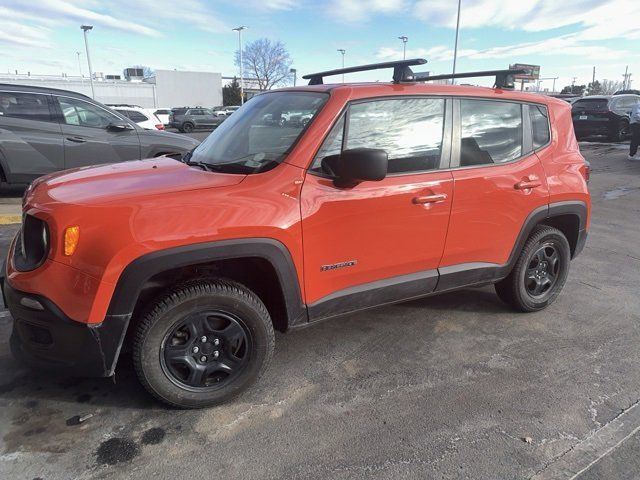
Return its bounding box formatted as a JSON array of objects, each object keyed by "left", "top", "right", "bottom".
[{"left": 0, "top": 141, "right": 639, "bottom": 479}]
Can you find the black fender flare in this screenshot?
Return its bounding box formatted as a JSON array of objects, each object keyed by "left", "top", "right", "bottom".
[{"left": 106, "top": 238, "right": 307, "bottom": 327}]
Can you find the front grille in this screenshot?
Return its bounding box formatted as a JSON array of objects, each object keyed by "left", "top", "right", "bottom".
[{"left": 13, "top": 215, "right": 49, "bottom": 272}]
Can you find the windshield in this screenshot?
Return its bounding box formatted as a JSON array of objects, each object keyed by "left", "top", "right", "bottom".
[{"left": 189, "top": 91, "right": 328, "bottom": 174}]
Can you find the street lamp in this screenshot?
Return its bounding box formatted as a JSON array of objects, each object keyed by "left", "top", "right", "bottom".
[
  {"left": 398, "top": 36, "right": 408, "bottom": 60},
  {"left": 80, "top": 25, "right": 95, "bottom": 98},
  {"left": 451, "top": 0, "right": 462, "bottom": 85},
  {"left": 233, "top": 26, "right": 247, "bottom": 104},
  {"left": 337, "top": 49, "right": 346, "bottom": 82},
  {"left": 290, "top": 68, "right": 297, "bottom": 87}
]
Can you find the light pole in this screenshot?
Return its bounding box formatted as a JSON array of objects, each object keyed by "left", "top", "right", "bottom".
[
  {"left": 290, "top": 68, "right": 297, "bottom": 87},
  {"left": 80, "top": 25, "right": 95, "bottom": 98},
  {"left": 398, "top": 36, "right": 408, "bottom": 60},
  {"left": 337, "top": 49, "right": 346, "bottom": 82},
  {"left": 233, "top": 26, "right": 247, "bottom": 104},
  {"left": 451, "top": 0, "right": 462, "bottom": 84},
  {"left": 76, "top": 51, "right": 84, "bottom": 86}
]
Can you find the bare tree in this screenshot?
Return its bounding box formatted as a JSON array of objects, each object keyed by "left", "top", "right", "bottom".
[
  {"left": 600, "top": 79, "right": 623, "bottom": 95},
  {"left": 236, "top": 38, "right": 292, "bottom": 90}
]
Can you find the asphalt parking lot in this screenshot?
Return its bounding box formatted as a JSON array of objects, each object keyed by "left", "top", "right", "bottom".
[{"left": 0, "top": 141, "right": 639, "bottom": 479}]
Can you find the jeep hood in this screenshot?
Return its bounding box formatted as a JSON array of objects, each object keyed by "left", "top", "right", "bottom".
[{"left": 28, "top": 157, "right": 246, "bottom": 206}]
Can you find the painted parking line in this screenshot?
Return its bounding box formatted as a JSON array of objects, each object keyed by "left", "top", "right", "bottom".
[
  {"left": 530, "top": 400, "right": 640, "bottom": 479},
  {"left": 0, "top": 215, "right": 21, "bottom": 225},
  {"left": 0, "top": 310, "right": 11, "bottom": 317}
]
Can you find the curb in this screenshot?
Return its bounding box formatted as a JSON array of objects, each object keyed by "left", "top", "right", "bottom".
[{"left": 0, "top": 215, "right": 21, "bottom": 225}]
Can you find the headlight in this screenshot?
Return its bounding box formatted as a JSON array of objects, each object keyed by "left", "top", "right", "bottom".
[{"left": 13, "top": 215, "right": 49, "bottom": 271}]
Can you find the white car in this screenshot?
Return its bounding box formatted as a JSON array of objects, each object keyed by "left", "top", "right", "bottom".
[
  {"left": 109, "top": 105, "right": 164, "bottom": 130},
  {"left": 152, "top": 108, "right": 171, "bottom": 125},
  {"left": 213, "top": 106, "right": 240, "bottom": 116}
]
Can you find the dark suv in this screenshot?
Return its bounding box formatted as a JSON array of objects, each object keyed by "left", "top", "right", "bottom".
[
  {"left": 168, "top": 107, "right": 224, "bottom": 133},
  {"left": 572, "top": 94, "right": 640, "bottom": 141},
  {"left": 0, "top": 84, "right": 199, "bottom": 186}
]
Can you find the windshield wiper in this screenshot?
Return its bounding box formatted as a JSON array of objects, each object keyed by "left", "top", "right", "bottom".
[{"left": 184, "top": 160, "right": 217, "bottom": 172}]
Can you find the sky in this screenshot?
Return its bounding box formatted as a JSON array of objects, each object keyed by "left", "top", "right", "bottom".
[{"left": 1, "top": 0, "right": 638, "bottom": 91}]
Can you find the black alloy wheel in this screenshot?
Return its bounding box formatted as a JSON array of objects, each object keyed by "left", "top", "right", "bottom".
[
  {"left": 524, "top": 243, "right": 560, "bottom": 298},
  {"left": 161, "top": 310, "right": 250, "bottom": 391},
  {"left": 133, "top": 280, "right": 274, "bottom": 408},
  {"left": 182, "top": 122, "right": 194, "bottom": 133},
  {"left": 495, "top": 225, "right": 571, "bottom": 312}
]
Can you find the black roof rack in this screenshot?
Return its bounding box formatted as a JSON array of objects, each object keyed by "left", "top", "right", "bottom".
[
  {"left": 414, "top": 69, "right": 528, "bottom": 89},
  {"left": 302, "top": 58, "right": 427, "bottom": 85}
]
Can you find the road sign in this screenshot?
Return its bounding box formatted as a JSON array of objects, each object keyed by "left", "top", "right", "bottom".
[{"left": 509, "top": 64, "right": 540, "bottom": 82}]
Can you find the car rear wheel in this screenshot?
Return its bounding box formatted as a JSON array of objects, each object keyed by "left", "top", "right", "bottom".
[
  {"left": 495, "top": 226, "right": 571, "bottom": 312},
  {"left": 181, "top": 122, "right": 194, "bottom": 133},
  {"left": 608, "top": 120, "right": 629, "bottom": 142},
  {"left": 133, "top": 279, "right": 274, "bottom": 409}
]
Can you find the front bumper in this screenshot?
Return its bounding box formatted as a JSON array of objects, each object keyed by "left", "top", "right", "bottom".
[{"left": 2, "top": 266, "right": 130, "bottom": 377}]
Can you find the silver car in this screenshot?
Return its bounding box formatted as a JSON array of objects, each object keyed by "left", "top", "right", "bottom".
[{"left": 0, "top": 84, "right": 200, "bottom": 186}]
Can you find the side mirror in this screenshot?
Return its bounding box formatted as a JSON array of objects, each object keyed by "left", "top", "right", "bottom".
[
  {"left": 330, "top": 148, "right": 388, "bottom": 188},
  {"left": 107, "top": 122, "right": 133, "bottom": 132}
]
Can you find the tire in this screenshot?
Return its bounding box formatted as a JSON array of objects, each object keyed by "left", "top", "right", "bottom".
[
  {"left": 495, "top": 226, "right": 571, "bottom": 312},
  {"left": 181, "top": 122, "right": 194, "bottom": 133},
  {"left": 133, "top": 279, "right": 275, "bottom": 409},
  {"left": 608, "top": 120, "right": 629, "bottom": 142}
]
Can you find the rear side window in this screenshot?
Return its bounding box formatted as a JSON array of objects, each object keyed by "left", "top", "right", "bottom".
[
  {"left": 155, "top": 109, "right": 170, "bottom": 115},
  {"left": 460, "top": 100, "right": 522, "bottom": 166},
  {"left": 0, "top": 92, "right": 53, "bottom": 122},
  {"left": 530, "top": 105, "right": 550, "bottom": 149},
  {"left": 312, "top": 98, "right": 446, "bottom": 175},
  {"left": 127, "top": 111, "right": 149, "bottom": 122}
]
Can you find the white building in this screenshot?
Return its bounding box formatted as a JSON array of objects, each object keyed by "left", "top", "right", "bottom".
[{"left": 0, "top": 69, "right": 222, "bottom": 108}]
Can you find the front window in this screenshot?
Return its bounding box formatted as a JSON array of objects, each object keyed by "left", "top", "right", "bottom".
[
  {"left": 190, "top": 92, "right": 328, "bottom": 174},
  {"left": 57, "top": 96, "right": 123, "bottom": 128}
]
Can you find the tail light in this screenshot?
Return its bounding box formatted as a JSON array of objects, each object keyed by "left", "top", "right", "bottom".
[{"left": 155, "top": 124, "right": 165, "bottom": 130}]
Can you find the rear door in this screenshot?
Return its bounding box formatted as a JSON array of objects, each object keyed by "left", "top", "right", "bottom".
[
  {"left": 438, "top": 98, "right": 549, "bottom": 289},
  {"left": 301, "top": 96, "right": 454, "bottom": 319},
  {"left": 0, "top": 90, "right": 64, "bottom": 183},
  {"left": 53, "top": 95, "right": 141, "bottom": 169}
]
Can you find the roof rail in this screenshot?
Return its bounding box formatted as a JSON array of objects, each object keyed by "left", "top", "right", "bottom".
[
  {"left": 414, "top": 69, "right": 528, "bottom": 89},
  {"left": 302, "top": 58, "right": 427, "bottom": 85}
]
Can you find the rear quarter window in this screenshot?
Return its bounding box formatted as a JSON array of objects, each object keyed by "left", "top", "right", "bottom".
[{"left": 530, "top": 105, "right": 550, "bottom": 149}]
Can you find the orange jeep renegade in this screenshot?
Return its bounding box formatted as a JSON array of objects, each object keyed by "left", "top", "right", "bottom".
[{"left": 2, "top": 60, "right": 591, "bottom": 408}]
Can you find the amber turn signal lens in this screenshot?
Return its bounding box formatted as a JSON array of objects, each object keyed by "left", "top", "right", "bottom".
[{"left": 63, "top": 226, "right": 80, "bottom": 256}]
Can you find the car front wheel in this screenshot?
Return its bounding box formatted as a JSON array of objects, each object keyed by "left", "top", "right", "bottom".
[
  {"left": 133, "top": 279, "right": 274, "bottom": 408},
  {"left": 495, "top": 226, "right": 571, "bottom": 312}
]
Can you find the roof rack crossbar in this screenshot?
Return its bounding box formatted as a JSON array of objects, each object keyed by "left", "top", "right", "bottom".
[
  {"left": 302, "top": 58, "right": 427, "bottom": 85},
  {"left": 414, "top": 69, "right": 528, "bottom": 89}
]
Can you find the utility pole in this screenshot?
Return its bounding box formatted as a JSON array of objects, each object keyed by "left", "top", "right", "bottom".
[
  {"left": 80, "top": 25, "right": 95, "bottom": 99},
  {"left": 337, "top": 49, "right": 346, "bottom": 82},
  {"left": 451, "top": 0, "right": 462, "bottom": 85},
  {"left": 592, "top": 66, "right": 596, "bottom": 85},
  {"left": 290, "top": 68, "right": 297, "bottom": 87},
  {"left": 233, "top": 26, "right": 247, "bottom": 104},
  {"left": 398, "top": 36, "right": 408, "bottom": 60}
]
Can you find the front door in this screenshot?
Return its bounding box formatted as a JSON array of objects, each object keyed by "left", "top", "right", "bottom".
[
  {"left": 301, "top": 97, "right": 454, "bottom": 320},
  {"left": 54, "top": 95, "right": 140, "bottom": 169},
  {"left": 438, "top": 98, "right": 550, "bottom": 289}
]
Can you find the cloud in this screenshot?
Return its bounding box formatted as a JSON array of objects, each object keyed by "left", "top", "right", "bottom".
[
  {"left": 328, "top": 0, "right": 407, "bottom": 21},
  {"left": 4, "top": 0, "right": 163, "bottom": 37},
  {"left": 0, "top": 17, "right": 52, "bottom": 49},
  {"left": 412, "top": 0, "right": 640, "bottom": 41},
  {"left": 376, "top": 34, "right": 635, "bottom": 64}
]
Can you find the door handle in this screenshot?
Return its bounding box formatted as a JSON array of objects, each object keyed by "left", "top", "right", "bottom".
[
  {"left": 412, "top": 193, "right": 448, "bottom": 204},
  {"left": 66, "top": 136, "right": 87, "bottom": 143},
  {"left": 514, "top": 177, "right": 542, "bottom": 190}
]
